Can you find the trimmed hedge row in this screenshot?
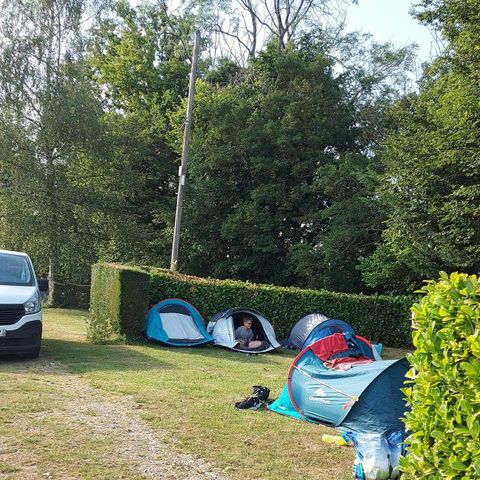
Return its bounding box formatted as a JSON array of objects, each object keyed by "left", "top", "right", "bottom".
[
  {"left": 89, "top": 264, "right": 149, "bottom": 342},
  {"left": 51, "top": 282, "right": 91, "bottom": 309},
  {"left": 401, "top": 272, "right": 480, "bottom": 479},
  {"left": 89, "top": 263, "right": 414, "bottom": 346},
  {"left": 148, "top": 268, "right": 413, "bottom": 346}
]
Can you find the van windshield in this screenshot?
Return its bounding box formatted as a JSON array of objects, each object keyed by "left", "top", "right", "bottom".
[{"left": 0, "top": 253, "right": 35, "bottom": 286}]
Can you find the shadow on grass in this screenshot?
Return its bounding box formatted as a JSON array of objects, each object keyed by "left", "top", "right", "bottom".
[
  {"left": 0, "top": 338, "right": 296, "bottom": 375},
  {"left": 37, "top": 338, "right": 174, "bottom": 373},
  {"left": 134, "top": 337, "right": 296, "bottom": 366}
]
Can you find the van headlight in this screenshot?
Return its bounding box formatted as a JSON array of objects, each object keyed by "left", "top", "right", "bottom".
[{"left": 24, "top": 291, "right": 41, "bottom": 314}]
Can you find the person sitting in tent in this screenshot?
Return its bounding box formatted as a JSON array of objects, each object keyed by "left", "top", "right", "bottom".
[{"left": 235, "top": 316, "right": 262, "bottom": 349}]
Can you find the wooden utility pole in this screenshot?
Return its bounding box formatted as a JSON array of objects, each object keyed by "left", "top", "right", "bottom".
[{"left": 170, "top": 30, "right": 201, "bottom": 271}]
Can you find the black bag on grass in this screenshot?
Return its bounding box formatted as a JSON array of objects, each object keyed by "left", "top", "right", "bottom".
[{"left": 235, "top": 385, "right": 271, "bottom": 410}]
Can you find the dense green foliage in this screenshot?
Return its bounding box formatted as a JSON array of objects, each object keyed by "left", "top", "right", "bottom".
[
  {"left": 402, "top": 272, "right": 480, "bottom": 479},
  {"left": 51, "top": 283, "right": 91, "bottom": 310},
  {"left": 1, "top": 0, "right": 478, "bottom": 298},
  {"left": 360, "top": 0, "right": 480, "bottom": 292},
  {"left": 90, "top": 263, "right": 414, "bottom": 346},
  {"left": 0, "top": 0, "right": 146, "bottom": 294},
  {"left": 0, "top": 0, "right": 101, "bottom": 288},
  {"left": 177, "top": 44, "right": 388, "bottom": 292},
  {"left": 89, "top": 264, "right": 149, "bottom": 342},
  {"left": 89, "top": 1, "right": 193, "bottom": 268}
]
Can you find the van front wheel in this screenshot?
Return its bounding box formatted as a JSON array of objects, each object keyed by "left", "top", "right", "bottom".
[{"left": 23, "top": 347, "right": 40, "bottom": 360}]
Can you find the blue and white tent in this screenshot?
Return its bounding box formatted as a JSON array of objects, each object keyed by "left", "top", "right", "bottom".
[
  {"left": 207, "top": 307, "right": 280, "bottom": 353},
  {"left": 285, "top": 313, "right": 356, "bottom": 350},
  {"left": 288, "top": 352, "right": 409, "bottom": 433},
  {"left": 269, "top": 333, "right": 409, "bottom": 434},
  {"left": 145, "top": 298, "right": 213, "bottom": 347},
  {"left": 269, "top": 333, "right": 403, "bottom": 433}
]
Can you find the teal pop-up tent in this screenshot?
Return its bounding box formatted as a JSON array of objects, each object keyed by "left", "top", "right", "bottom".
[
  {"left": 269, "top": 331, "right": 377, "bottom": 421},
  {"left": 269, "top": 333, "right": 408, "bottom": 434},
  {"left": 145, "top": 298, "right": 213, "bottom": 347},
  {"left": 288, "top": 353, "right": 409, "bottom": 433}
]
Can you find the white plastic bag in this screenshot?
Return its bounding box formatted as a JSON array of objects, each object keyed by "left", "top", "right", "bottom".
[
  {"left": 346, "top": 430, "right": 405, "bottom": 480},
  {"left": 356, "top": 433, "right": 390, "bottom": 480},
  {"left": 386, "top": 431, "right": 405, "bottom": 479}
]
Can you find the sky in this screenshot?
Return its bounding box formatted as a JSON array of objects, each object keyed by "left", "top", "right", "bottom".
[{"left": 345, "top": 0, "right": 439, "bottom": 63}]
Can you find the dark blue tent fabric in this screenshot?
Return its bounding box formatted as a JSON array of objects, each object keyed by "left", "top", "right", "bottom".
[
  {"left": 302, "top": 319, "right": 355, "bottom": 349},
  {"left": 287, "top": 344, "right": 409, "bottom": 434},
  {"left": 340, "top": 358, "right": 409, "bottom": 434},
  {"left": 285, "top": 313, "right": 329, "bottom": 349},
  {"left": 145, "top": 298, "right": 213, "bottom": 347}
]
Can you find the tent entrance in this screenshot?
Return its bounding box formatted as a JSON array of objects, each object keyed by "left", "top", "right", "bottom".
[
  {"left": 232, "top": 312, "right": 271, "bottom": 349},
  {"left": 207, "top": 307, "right": 280, "bottom": 353}
]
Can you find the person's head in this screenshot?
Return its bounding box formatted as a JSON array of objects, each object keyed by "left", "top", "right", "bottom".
[{"left": 242, "top": 316, "right": 253, "bottom": 329}]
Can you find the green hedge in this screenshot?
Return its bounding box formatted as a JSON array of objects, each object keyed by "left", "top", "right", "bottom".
[
  {"left": 89, "top": 263, "right": 413, "bottom": 346},
  {"left": 148, "top": 267, "right": 414, "bottom": 346},
  {"left": 89, "top": 264, "right": 149, "bottom": 342},
  {"left": 401, "top": 272, "right": 480, "bottom": 479},
  {"left": 51, "top": 282, "right": 91, "bottom": 309}
]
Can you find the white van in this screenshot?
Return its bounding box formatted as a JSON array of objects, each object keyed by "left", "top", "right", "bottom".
[{"left": 0, "top": 249, "right": 42, "bottom": 359}]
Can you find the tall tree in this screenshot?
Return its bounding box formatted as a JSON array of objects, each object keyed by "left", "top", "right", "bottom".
[
  {"left": 0, "top": 0, "right": 114, "bottom": 296},
  {"left": 161, "top": 24, "right": 418, "bottom": 292},
  {"left": 89, "top": 1, "right": 194, "bottom": 267},
  {"left": 290, "top": 152, "right": 386, "bottom": 292},
  {"left": 359, "top": 0, "right": 480, "bottom": 293},
  {"left": 177, "top": 44, "right": 360, "bottom": 286},
  {"left": 192, "top": 0, "right": 353, "bottom": 63}
]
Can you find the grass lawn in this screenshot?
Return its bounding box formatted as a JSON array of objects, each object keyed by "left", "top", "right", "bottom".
[{"left": 0, "top": 309, "right": 409, "bottom": 480}]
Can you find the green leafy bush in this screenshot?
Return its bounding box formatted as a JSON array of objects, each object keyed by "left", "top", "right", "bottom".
[
  {"left": 148, "top": 267, "right": 413, "bottom": 346},
  {"left": 89, "top": 263, "right": 149, "bottom": 343},
  {"left": 401, "top": 272, "right": 480, "bottom": 479}
]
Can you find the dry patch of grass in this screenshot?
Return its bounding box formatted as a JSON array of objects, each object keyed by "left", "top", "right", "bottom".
[
  {"left": 0, "top": 309, "right": 408, "bottom": 480},
  {"left": 0, "top": 360, "right": 148, "bottom": 479}
]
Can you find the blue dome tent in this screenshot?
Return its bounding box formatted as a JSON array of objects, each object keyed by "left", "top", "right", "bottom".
[
  {"left": 285, "top": 313, "right": 329, "bottom": 349},
  {"left": 145, "top": 299, "right": 213, "bottom": 347},
  {"left": 285, "top": 313, "right": 356, "bottom": 350},
  {"left": 284, "top": 337, "right": 409, "bottom": 434},
  {"left": 302, "top": 318, "right": 357, "bottom": 350},
  {"left": 207, "top": 307, "right": 280, "bottom": 353}
]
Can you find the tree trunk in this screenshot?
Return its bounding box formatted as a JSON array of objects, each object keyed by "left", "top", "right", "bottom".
[
  {"left": 46, "top": 151, "right": 58, "bottom": 305},
  {"left": 47, "top": 255, "right": 56, "bottom": 305}
]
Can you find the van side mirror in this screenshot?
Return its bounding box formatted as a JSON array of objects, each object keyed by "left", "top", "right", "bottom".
[{"left": 38, "top": 278, "right": 49, "bottom": 292}]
